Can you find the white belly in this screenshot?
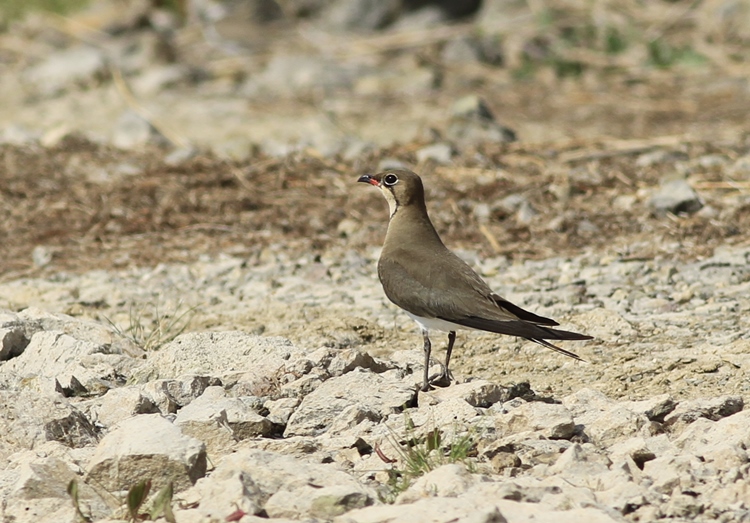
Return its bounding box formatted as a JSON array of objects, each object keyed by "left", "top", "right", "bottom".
[{"left": 405, "top": 312, "right": 476, "bottom": 333}]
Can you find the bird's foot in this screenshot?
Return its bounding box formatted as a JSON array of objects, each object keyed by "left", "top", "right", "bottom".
[{"left": 427, "top": 370, "right": 454, "bottom": 388}]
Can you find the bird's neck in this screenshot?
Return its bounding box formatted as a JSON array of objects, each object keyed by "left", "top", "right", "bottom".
[{"left": 385, "top": 203, "right": 445, "bottom": 250}]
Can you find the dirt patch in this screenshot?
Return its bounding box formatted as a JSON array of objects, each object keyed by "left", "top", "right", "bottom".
[{"left": 2, "top": 135, "right": 749, "bottom": 282}]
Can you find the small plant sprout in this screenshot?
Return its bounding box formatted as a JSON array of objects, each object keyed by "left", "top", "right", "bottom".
[{"left": 105, "top": 299, "right": 198, "bottom": 351}]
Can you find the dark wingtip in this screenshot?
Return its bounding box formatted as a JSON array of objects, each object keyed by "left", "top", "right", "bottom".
[{"left": 532, "top": 338, "right": 586, "bottom": 362}]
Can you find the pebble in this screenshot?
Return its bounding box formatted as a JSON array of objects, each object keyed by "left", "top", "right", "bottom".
[
  {"left": 729, "top": 154, "right": 750, "bottom": 175},
  {"left": 441, "top": 37, "right": 483, "bottom": 64},
  {"left": 132, "top": 64, "right": 189, "bottom": 95},
  {"left": 22, "top": 46, "right": 106, "bottom": 97},
  {"left": 416, "top": 142, "right": 453, "bottom": 164},
  {"left": 635, "top": 149, "right": 689, "bottom": 168},
  {"left": 0, "top": 125, "right": 38, "bottom": 145},
  {"left": 648, "top": 179, "right": 703, "bottom": 216},
  {"left": 516, "top": 201, "right": 538, "bottom": 224},
  {"left": 31, "top": 246, "right": 53, "bottom": 268},
  {"left": 164, "top": 146, "right": 197, "bottom": 165},
  {"left": 111, "top": 110, "right": 161, "bottom": 149},
  {"left": 243, "top": 54, "right": 361, "bottom": 98},
  {"left": 324, "top": 0, "right": 401, "bottom": 30}
]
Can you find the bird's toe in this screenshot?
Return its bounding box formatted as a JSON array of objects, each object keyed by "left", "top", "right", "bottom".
[
  {"left": 420, "top": 382, "right": 434, "bottom": 392},
  {"left": 428, "top": 371, "right": 453, "bottom": 388}
]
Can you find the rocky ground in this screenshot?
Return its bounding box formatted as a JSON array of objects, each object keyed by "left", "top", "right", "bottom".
[{"left": 1, "top": 1, "right": 750, "bottom": 522}]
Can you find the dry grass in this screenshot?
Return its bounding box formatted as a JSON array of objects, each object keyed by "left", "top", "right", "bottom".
[{"left": 104, "top": 300, "right": 197, "bottom": 352}]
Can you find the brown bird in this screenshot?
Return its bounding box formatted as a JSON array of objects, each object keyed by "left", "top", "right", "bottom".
[{"left": 358, "top": 169, "right": 592, "bottom": 391}]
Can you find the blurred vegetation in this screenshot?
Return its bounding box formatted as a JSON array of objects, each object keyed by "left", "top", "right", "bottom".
[
  {"left": 504, "top": 0, "right": 748, "bottom": 78},
  {"left": 0, "top": 0, "right": 90, "bottom": 24},
  {"left": 1, "top": 0, "right": 747, "bottom": 79}
]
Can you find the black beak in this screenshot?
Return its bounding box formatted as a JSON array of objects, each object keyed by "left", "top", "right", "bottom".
[{"left": 357, "top": 174, "right": 379, "bottom": 186}]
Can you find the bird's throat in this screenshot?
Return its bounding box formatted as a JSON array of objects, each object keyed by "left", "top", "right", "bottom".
[{"left": 380, "top": 187, "right": 398, "bottom": 218}]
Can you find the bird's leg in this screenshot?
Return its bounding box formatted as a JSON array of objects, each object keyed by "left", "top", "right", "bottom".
[
  {"left": 445, "top": 330, "right": 456, "bottom": 382},
  {"left": 421, "top": 330, "right": 432, "bottom": 391},
  {"left": 431, "top": 331, "right": 456, "bottom": 387}
]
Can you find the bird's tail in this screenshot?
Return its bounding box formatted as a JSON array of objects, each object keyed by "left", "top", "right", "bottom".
[
  {"left": 532, "top": 326, "right": 593, "bottom": 361},
  {"left": 444, "top": 316, "right": 592, "bottom": 361}
]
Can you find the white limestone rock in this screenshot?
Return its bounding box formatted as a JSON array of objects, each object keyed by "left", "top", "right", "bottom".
[
  {"left": 174, "top": 386, "right": 275, "bottom": 456},
  {"left": 193, "top": 449, "right": 375, "bottom": 519},
  {"left": 396, "top": 464, "right": 478, "bottom": 503},
  {"left": 494, "top": 401, "right": 576, "bottom": 440},
  {"left": 562, "top": 389, "right": 648, "bottom": 447},
  {"left": 93, "top": 387, "right": 158, "bottom": 428},
  {"left": 143, "top": 331, "right": 304, "bottom": 383},
  {"left": 284, "top": 368, "right": 415, "bottom": 437},
  {"left": 0, "top": 389, "right": 98, "bottom": 458},
  {"left": 426, "top": 380, "right": 506, "bottom": 408},
  {"left": 86, "top": 414, "right": 206, "bottom": 492}
]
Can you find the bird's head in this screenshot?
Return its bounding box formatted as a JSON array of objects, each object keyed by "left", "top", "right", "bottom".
[{"left": 357, "top": 169, "right": 425, "bottom": 217}]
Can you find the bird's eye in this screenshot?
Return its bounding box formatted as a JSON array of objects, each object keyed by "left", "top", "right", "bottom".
[{"left": 383, "top": 173, "right": 399, "bottom": 186}]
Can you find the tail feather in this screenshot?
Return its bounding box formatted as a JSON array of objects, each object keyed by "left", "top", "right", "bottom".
[
  {"left": 440, "top": 315, "right": 592, "bottom": 361},
  {"left": 531, "top": 338, "right": 585, "bottom": 361},
  {"left": 538, "top": 325, "right": 593, "bottom": 341},
  {"left": 529, "top": 325, "right": 592, "bottom": 361}
]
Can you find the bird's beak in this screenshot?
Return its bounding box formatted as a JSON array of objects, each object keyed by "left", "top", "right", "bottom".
[{"left": 357, "top": 174, "right": 380, "bottom": 186}]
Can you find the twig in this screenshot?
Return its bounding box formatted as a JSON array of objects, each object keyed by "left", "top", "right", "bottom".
[
  {"left": 558, "top": 135, "right": 690, "bottom": 163},
  {"left": 230, "top": 167, "right": 254, "bottom": 191},
  {"left": 693, "top": 181, "right": 750, "bottom": 190},
  {"left": 375, "top": 443, "right": 397, "bottom": 464},
  {"left": 177, "top": 223, "right": 237, "bottom": 232},
  {"left": 479, "top": 223, "right": 502, "bottom": 254}
]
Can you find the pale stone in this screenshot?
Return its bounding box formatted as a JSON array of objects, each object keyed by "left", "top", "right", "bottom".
[
  {"left": 285, "top": 368, "right": 415, "bottom": 437},
  {"left": 495, "top": 401, "right": 576, "bottom": 440},
  {"left": 95, "top": 387, "right": 158, "bottom": 427},
  {"left": 396, "top": 464, "right": 478, "bottom": 503},
  {"left": 0, "top": 389, "right": 98, "bottom": 456},
  {"left": 175, "top": 386, "right": 274, "bottom": 456},
  {"left": 427, "top": 380, "right": 506, "bottom": 408},
  {"left": 144, "top": 331, "right": 304, "bottom": 381},
  {"left": 563, "top": 389, "right": 647, "bottom": 447},
  {"left": 86, "top": 414, "right": 206, "bottom": 492}
]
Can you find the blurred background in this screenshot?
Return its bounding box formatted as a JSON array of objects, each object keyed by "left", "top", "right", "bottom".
[
  {"left": 0, "top": 0, "right": 749, "bottom": 275},
  {"left": 2, "top": 0, "right": 750, "bottom": 150}
]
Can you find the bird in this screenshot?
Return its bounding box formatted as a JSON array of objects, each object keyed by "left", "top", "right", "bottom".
[{"left": 358, "top": 169, "right": 592, "bottom": 391}]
